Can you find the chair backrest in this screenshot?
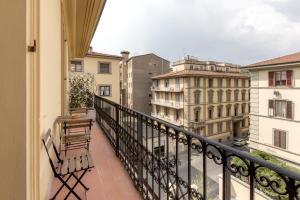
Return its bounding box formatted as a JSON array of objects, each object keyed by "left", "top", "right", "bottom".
[
  {"left": 42, "top": 129, "right": 61, "bottom": 175},
  {"left": 63, "top": 118, "right": 93, "bottom": 132},
  {"left": 69, "top": 107, "right": 88, "bottom": 115}
]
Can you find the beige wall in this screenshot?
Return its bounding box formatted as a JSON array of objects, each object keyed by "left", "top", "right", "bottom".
[
  {"left": 83, "top": 56, "right": 121, "bottom": 103},
  {"left": 0, "top": 0, "right": 27, "bottom": 199},
  {"left": 39, "top": 0, "right": 63, "bottom": 198}
]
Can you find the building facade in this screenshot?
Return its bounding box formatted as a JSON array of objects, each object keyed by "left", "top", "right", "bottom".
[
  {"left": 120, "top": 53, "right": 170, "bottom": 114},
  {"left": 71, "top": 49, "right": 122, "bottom": 103},
  {"left": 245, "top": 52, "right": 300, "bottom": 165},
  {"left": 151, "top": 57, "right": 250, "bottom": 142}
]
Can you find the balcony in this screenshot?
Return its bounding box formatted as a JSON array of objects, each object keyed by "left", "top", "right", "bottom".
[
  {"left": 151, "top": 113, "right": 184, "bottom": 126},
  {"left": 49, "top": 122, "right": 141, "bottom": 200},
  {"left": 151, "top": 85, "right": 184, "bottom": 92},
  {"left": 151, "top": 100, "right": 184, "bottom": 109},
  {"left": 190, "top": 121, "right": 205, "bottom": 129},
  {"left": 94, "top": 95, "right": 300, "bottom": 200}
]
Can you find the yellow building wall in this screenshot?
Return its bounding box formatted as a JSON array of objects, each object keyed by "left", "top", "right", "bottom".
[
  {"left": 0, "top": 0, "right": 27, "bottom": 199},
  {"left": 39, "top": 0, "right": 63, "bottom": 198},
  {"left": 83, "top": 57, "right": 121, "bottom": 103}
]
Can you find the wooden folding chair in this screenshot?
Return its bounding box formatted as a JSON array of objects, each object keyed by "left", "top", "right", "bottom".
[
  {"left": 42, "top": 129, "right": 94, "bottom": 200},
  {"left": 61, "top": 118, "right": 93, "bottom": 155}
]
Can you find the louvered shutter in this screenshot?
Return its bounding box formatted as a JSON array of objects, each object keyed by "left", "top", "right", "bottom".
[
  {"left": 280, "top": 131, "right": 287, "bottom": 149},
  {"left": 269, "top": 72, "right": 274, "bottom": 86},
  {"left": 269, "top": 99, "right": 274, "bottom": 116},
  {"left": 286, "top": 101, "right": 293, "bottom": 119},
  {"left": 287, "top": 70, "right": 293, "bottom": 86},
  {"left": 274, "top": 130, "right": 280, "bottom": 147}
]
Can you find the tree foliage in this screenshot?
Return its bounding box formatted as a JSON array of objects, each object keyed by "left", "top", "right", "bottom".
[{"left": 232, "top": 150, "right": 300, "bottom": 200}]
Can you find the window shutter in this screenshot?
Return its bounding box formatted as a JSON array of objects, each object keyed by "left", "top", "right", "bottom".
[
  {"left": 269, "top": 72, "right": 274, "bottom": 86},
  {"left": 286, "top": 101, "right": 293, "bottom": 119},
  {"left": 274, "top": 130, "right": 279, "bottom": 147},
  {"left": 287, "top": 70, "right": 293, "bottom": 86},
  {"left": 280, "top": 131, "right": 287, "bottom": 149},
  {"left": 269, "top": 99, "right": 274, "bottom": 109}
]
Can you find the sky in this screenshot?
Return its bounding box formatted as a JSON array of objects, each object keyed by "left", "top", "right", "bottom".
[{"left": 91, "top": 0, "right": 300, "bottom": 65}]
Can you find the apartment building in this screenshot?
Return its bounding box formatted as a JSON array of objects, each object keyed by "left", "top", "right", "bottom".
[
  {"left": 120, "top": 53, "right": 170, "bottom": 114},
  {"left": 151, "top": 57, "right": 250, "bottom": 142},
  {"left": 244, "top": 52, "right": 300, "bottom": 165},
  {"left": 70, "top": 49, "right": 123, "bottom": 103}
]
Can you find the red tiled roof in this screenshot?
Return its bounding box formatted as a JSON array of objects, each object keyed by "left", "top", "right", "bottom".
[
  {"left": 247, "top": 52, "right": 300, "bottom": 68},
  {"left": 152, "top": 70, "right": 249, "bottom": 79},
  {"left": 86, "top": 52, "right": 123, "bottom": 60}
]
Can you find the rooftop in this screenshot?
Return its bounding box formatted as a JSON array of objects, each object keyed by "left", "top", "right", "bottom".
[
  {"left": 151, "top": 69, "right": 249, "bottom": 79},
  {"left": 246, "top": 51, "right": 300, "bottom": 68}
]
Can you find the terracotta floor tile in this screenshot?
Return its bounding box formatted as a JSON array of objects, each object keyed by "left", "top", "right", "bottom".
[{"left": 49, "top": 123, "right": 141, "bottom": 200}]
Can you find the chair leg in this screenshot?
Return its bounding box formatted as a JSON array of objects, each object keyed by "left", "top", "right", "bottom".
[
  {"left": 52, "top": 175, "right": 82, "bottom": 200},
  {"left": 65, "top": 169, "right": 88, "bottom": 199},
  {"left": 50, "top": 174, "right": 72, "bottom": 199},
  {"left": 71, "top": 173, "right": 89, "bottom": 190}
]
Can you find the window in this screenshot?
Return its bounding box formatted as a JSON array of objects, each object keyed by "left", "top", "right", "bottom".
[
  {"left": 242, "top": 104, "right": 246, "bottom": 114},
  {"left": 175, "top": 78, "right": 180, "bottom": 86},
  {"left": 269, "top": 100, "right": 293, "bottom": 119},
  {"left": 226, "top": 79, "right": 231, "bottom": 88},
  {"left": 156, "top": 106, "right": 160, "bottom": 114},
  {"left": 208, "top": 124, "right": 213, "bottom": 136},
  {"left": 269, "top": 70, "right": 293, "bottom": 87},
  {"left": 165, "top": 93, "right": 169, "bottom": 102},
  {"left": 226, "top": 121, "right": 231, "bottom": 131},
  {"left": 218, "top": 106, "right": 222, "bottom": 117},
  {"left": 154, "top": 146, "right": 165, "bottom": 157},
  {"left": 218, "top": 78, "right": 223, "bottom": 88},
  {"left": 226, "top": 90, "right": 231, "bottom": 102},
  {"left": 175, "top": 110, "right": 180, "bottom": 120},
  {"left": 234, "top": 79, "right": 238, "bottom": 88},
  {"left": 226, "top": 105, "right": 231, "bottom": 117},
  {"left": 194, "top": 110, "right": 199, "bottom": 122},
  {"left": 99, "top": 85, "right": 111, "bottom": 96},
  {"left": 242, "top": 79, "right": 246, "bottom": 87},
  {"left": 217, "top": 122, "right": 222, "bottom": 133},
  {"left": 208, "top": 78, "right": 214, "bottom": 87},
  {"left": 70, "top": 60, "right": 83, "bottom": 72},
  {"left": 194, "top": 91, "right": 200, "bottom": 104},
  {"left": 208, "top": 107, "right": 213, "bottom": 119},
  {"left": 234, "top": 90, "right": 239, "bottom": 101},
  {"left": 234, "top": 104, "right": 239, "bottom": 116},
  {"left": 242, "top": 90, "right": 246, "bottom": 101},
  {"left": 164, "top": 79, "right": 169, "bottom": 88},
  {"left": 208, "top": 90, "right": 214, "bottom": 104},
  {"left": 164, "top": 107, "right": 169, "bottom": 116},
  {"left": 218, "top": 90, "right": 223, "bottom": 103},
  {"left": 273, "top": 129, "right": 287, "bottom": 149},
  {"left": 195, "top": 77, "right": 200, "bottom": 88},
  {"left": 98, "top": 62, "right": 111, "bottom": 73}
]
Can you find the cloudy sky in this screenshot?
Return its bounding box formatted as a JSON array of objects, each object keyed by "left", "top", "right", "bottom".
[{"left": 91, "top": 0, "right": 300, "bottom": 65}]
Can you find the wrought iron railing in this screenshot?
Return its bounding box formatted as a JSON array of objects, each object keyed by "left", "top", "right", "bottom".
[{"left": 94, "top": 95, "right": 300, "bottom": 200}]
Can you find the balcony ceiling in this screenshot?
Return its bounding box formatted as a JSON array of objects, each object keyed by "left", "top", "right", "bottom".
[{"left": 61, "top": 0, "right": 106, "bottom": 58}]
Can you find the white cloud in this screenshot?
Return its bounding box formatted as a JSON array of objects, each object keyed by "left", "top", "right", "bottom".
[{"left": 91, "top": 0, "right": 300, "bottom": 65}]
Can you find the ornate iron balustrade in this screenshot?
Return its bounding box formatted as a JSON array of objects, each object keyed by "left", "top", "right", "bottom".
[{"left": 94, "top": 94, "right": 300, "bottom": 200}]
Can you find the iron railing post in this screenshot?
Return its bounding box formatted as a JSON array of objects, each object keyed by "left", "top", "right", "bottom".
[
  {"left": 115, "top": 104, "right": 120, "bottom": 156},
  {"left": 222, "top": 151, "right": 231, "bottom": 200},
  {"left": 137, "top": 114, "right": 143, "bottom": 190}
]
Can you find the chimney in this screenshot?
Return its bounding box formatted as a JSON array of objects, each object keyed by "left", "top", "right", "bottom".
[
  {"left": 120, "top": 50, "right": 130, "bottom": 61},
  {"left": 88, "top": 46, "right": 93, "bottom": 53}
]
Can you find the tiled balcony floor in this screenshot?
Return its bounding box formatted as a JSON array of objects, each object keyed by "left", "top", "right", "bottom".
[{"left": 49, "top": 123, "right": 142, "bottom": 200}]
